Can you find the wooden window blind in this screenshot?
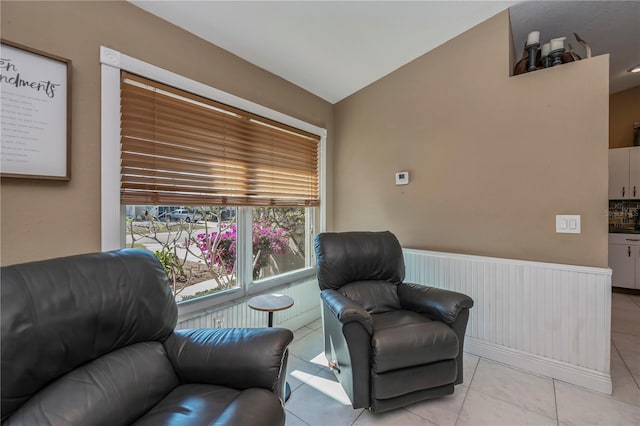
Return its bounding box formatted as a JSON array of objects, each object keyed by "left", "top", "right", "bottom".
[{"left": 120, "top": 72, "right": 320, "bottom": 207}]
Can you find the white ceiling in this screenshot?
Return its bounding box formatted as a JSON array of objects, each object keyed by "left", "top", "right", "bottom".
[{"left": 130, "top": 1, "right": 639, "bottom": 104}]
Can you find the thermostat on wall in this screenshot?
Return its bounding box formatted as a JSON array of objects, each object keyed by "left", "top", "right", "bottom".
[{"left": 395, "top": 171, "right": 409, "bottom": 185}]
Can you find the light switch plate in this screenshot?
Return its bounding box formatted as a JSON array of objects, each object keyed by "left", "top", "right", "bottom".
[
  {"left": 556, "top": 215, "right": 581, "bottom": 233},
  {"left": 395, "top": 171, "right": 409, "bottom": 185}
]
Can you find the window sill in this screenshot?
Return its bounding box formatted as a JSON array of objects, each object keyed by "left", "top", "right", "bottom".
[
  {"left": 248, "top": 267, "right": 316, "bottom": 295},
  {"left": 176, "top": 267, "right": 316, "bottom": 319}
]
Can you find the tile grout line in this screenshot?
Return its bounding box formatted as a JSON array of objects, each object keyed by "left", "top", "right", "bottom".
[
  {"left": 465, "top": 385, "right": 560, "bottom": 424},
  {"left": 286, "top": 409, "right": 310, "bottom": 426},
  {"left": 453, "top": 355, "right": 481, "bottom": 426},
  {"left": 553, "top": 379, "right": 560, "bottom": 426},
  {"left": 464, "top": 358, "right": 560, "bottom": 423},
  {"left": 612, "top": 331, "right": 639, "bottom": 340},
  {"left": 612, "top": 333, "right": 640, "bottom": 392},
  {"left": 612, "top": 294, "right": 640, "bottom": 391},
  {"left": 350, "top": 408, "right": 366, "bottom": 425}
]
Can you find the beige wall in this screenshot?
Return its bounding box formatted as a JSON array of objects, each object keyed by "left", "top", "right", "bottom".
[
  {"left": 333, "top": 11, "right": 609, "bottom": 268},
  {"left": 0, "top": 1, "right": 333, "bottom": 266},
  {"left": 610, "top": 85, "right": 640, "bottom": 148},
  {"left": 0, "top": 5, "right": 611, "bottom": 268}
]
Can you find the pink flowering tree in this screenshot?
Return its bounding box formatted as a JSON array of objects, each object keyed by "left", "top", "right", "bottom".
[
  {"left": 251, "top": 222, "right": 289, "bottom": 279},
  {"left": 196, "top": 225, "right": 237, "bottom": 278},
  {"left": 197, "top": 221, "right": 289, "bottom": 281}
]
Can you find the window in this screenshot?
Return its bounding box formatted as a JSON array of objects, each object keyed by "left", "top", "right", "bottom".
[
  {"left": 101, "top": 47, "right": 325, "bottom": 307},
  {"left": 252, "top": 206, "right": 312, "bottom": 281},
  {"left": 125, "top": 204, "right": 315, "bottom": 302},
  {"left": 126, "top": 205, "right": 238, "bottom": 302}
]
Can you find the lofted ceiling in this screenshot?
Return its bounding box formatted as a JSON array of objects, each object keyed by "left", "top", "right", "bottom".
[{"left": 130, "top": 1, "right": 640, "bottom": 104}]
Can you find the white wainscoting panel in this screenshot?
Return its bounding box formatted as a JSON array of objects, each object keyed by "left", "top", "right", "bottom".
[
  {"left": 176, "top": 277, "right": 321, "bottom": 332},
  {"left": 403, "top": 249, "right": 612, "bottom": 394}
]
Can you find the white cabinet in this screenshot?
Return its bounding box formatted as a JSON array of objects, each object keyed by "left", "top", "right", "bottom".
[
  {"left": 629, "top": 148, "right": 640, "bottom": 197},
  {"left": 609, "top": 147, "right": 640, "bottom": 199},
  {"left": 609, "top": 234, "right": 640, "bottom": 289},
  {"left": 609, "top": 243, "right": 636, "bottom": 288},
  {"left": 609, "top": 149, "right": 629, "bottom": 199}
]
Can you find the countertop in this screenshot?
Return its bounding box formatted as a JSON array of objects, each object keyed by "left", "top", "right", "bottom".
[{"left": 609, "top": 227, "right": 640, "bottom": 234}]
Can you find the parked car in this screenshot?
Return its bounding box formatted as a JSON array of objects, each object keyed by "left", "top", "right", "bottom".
[
  {"left": 163, "top": 208, "right": 202, "bottom": 223},
  {"left": 205, "top": 208, "right": 235, "bottom": 222}
]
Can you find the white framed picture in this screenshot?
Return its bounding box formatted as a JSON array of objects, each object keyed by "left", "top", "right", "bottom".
[{"left": 1, "top": 40, "right": 72, "bottom": 180}]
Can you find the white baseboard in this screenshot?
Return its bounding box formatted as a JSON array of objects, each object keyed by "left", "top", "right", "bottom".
[{"left": 466, "top": 337, "right": 612, "bottom": 395}]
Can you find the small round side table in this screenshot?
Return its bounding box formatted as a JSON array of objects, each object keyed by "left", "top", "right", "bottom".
[
  {"left": 248, "top": 293, "right": 294, "bottom": 327},
  {"left": 248, "top": 293, "right": 294, "bottom": 401}
]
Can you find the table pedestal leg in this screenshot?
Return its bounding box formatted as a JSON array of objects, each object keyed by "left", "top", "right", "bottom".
[{"left": 265, "top": 311, "right": 290, "bottom": 401}]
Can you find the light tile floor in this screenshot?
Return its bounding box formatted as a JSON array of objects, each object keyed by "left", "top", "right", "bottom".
[{"left": 283, "top": 292, "right": 640, "bottom": 426}]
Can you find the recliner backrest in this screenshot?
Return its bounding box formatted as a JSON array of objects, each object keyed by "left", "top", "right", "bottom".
[
  {"left": 1, "top": 249, "right": 177, "bottom": 420},
  {"left": 314, "top": 231, "right": 405, "bottom": 291},
  {"left": 338, "top": 280, "right": 402, "bottom": 314}
]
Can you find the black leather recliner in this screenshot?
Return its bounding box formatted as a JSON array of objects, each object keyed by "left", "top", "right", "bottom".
[
  {"left": 1, "top": 249, "right": 293, "bottom": 426},
  {"left": 315, "top": 231, "right": 474, "bottom": 413}
]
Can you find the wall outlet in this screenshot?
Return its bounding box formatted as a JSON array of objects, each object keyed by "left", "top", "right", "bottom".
[
  {"left": 214, "top": 316, "right": 224, "bottom": 328},
  {"left": 556, "top": 215, "right": 581, "bottom": 233}
]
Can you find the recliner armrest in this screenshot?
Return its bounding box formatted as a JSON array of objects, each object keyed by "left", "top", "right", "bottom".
[
  {"left": 321, "top": 289, "right": 373, "bottom": 335},
  {"left": 163, "top": 328, "right": 293, "bottom": 392},
  {"left": 398, "top": 282, "right": 473, "bottom": 324}
]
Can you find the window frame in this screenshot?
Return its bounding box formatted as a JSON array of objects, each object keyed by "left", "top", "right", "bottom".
[{"left": 100, "top": 47, "right": 326, "bottom": 314}]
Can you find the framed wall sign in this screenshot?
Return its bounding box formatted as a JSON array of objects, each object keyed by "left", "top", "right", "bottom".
[{"left": 1, "top": 40, "right": 72, "bottom": 180}]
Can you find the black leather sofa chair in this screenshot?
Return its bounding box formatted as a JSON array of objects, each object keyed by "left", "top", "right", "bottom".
[
  {"left": 315, "top": 231, "right": 474, "bottom": 413},
  {"left": 1, "top": 249, "right": 293, "bottom": 426}
]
